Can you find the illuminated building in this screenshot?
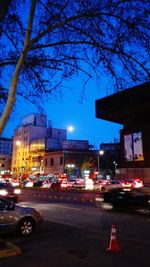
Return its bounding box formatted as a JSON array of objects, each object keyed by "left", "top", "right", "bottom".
[{"left": 11, "top": 113, "right": 66, "bottom": 176}]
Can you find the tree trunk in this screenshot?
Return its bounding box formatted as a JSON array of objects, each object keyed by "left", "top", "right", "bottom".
[{"left": 0, "top": 0, "right": 37, "bottom": 136}]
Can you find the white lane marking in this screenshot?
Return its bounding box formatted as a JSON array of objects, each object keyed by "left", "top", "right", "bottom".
[
  {"left": 19, "top": 202, "right": 82, "bottom": 211},
  {"left": 49, "top": 204, "right": 82, "bottom": 211}
]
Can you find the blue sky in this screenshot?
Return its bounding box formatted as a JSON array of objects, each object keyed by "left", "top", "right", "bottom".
[{"left": 3, "top": 77, "right": 122, "bottom": 148}]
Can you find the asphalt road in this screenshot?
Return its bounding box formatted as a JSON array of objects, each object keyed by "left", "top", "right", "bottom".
[{"left": 0, "top": 200, "right": 150, "bottom": 267}]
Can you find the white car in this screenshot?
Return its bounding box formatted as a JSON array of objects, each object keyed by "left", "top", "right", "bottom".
[
  {"left": 94, "top": 179, "right": 122, "bottom": 192},
  {"left": 121, "top": 178, "right": 144, "bottom": 189},
  {"left": 72, "top": 179, "right": 86, "bottom": 190}
]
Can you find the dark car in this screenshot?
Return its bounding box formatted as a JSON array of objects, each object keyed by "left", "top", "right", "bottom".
[
  {"left": 0, "top": 182, "right": 21, "bottom": 202},
  {"left": 50, "top": 180, "right": 61, "bottom": 190},
  {"left": 33, "top": 180, "right": 45, "bottom": 188},
  {"left": 100, "top": 187, "right": 150, "bottom": 212}
]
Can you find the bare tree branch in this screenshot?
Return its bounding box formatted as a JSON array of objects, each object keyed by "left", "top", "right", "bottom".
[{"left": 0, "top": 0, "right": 149, "bottom": 134}]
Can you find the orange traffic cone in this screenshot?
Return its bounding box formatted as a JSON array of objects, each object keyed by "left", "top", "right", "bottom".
[{"left": 106, "top": 224, "right": 121, "bottom": 252}]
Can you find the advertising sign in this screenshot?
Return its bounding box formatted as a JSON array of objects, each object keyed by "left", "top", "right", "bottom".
[{"left": 124, "top": 132, "right": 144, "bottom": 161}]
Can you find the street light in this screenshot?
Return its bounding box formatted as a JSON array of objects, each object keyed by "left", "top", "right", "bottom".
[
  {"left": 113, "top": 161, "right": 118, "bottom": 169},
  {"left": 16, "top": 140, "right": 21, "bottom": 147},
  {"left": 97, "top": 150, "right": 104, "bottom": 173}
]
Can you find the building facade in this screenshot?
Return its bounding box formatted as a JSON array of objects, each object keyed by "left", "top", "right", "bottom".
[
  {"left": 44, "top": 149, "right": 98, "bottom": 178},
  {"left": 96, "top": 81, "right": 150, "bottom": 182},
  {"left": 11, "top": 113, "right": 67, "bottom": 176},
  {"left": 0, "top": 137, "right": 12, "bottom": 175},
  {"left": 11, "top": 113, "right": 99, "bottom": 178}
]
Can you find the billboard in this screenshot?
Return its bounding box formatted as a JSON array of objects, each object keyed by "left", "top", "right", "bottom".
[
  {"left": 124, "top": 132, "right": 144, "bottom": 161},
  {"left": 124, "top": 134, "right": 133, "bottom": 161},
  {"left": 133, "top": 132, "right": 144, "bottom": 161}
]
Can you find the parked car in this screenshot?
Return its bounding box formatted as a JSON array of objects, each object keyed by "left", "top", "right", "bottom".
[
  {"left": 0, "top": 182, "right": 21, "bottom": 202},
  {"left": 0, "top": 198, "right": 43, "bottom": 236},
  {"left": 99, "top": 187, "right": 150, "bottom": 212}
]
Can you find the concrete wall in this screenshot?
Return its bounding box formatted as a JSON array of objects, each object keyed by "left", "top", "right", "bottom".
[{"left": 115, "top": 167, "right": 150, "bottom": 183}]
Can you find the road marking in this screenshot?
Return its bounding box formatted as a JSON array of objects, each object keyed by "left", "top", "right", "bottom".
[{"left": 51, "top": 204, "right": 81, "bottom": 211}]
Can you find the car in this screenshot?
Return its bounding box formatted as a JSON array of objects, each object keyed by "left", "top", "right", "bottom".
[
  {"left": 33, "top": 179, "right": 51, "bottom": 188},
  {"left": 0, "top": 182, "right": 21, "bottom": 202},
  {"left": 23, "top": 180, "right": 34, "bottom": 188},
  {"left": 121, "top": 178, "right": 144, "bottom": 189},
  {"left": 0, "top": 198, "right": 43, "bottom": 236},
  {"left": 99, "top": 187, "right": 150, "bottom": 212},
  {"left": 66, "top": 179, "right": 77, "bottom": 189},
  {"left": 60, "top": 179, "right": 68, "bottom": 189},
  {"left": 50, "top": 180, "right": 62, "bottom": 190},
  {"left": 72, "top": 179, "right": 86, "bottom": 190},
  {"left": 94, "top": 179, "right": 122, "bottom": 192},
  {"left": 100, "top": 180, "right": 123, "bottom": 192}
]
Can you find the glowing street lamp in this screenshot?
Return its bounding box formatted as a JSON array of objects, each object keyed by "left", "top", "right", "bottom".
[
  {"left": 16, "top": 140, "right": 21, "bottom": 147},
  {"left": 98, "top": 150, "right": 104, "bottom": 173}
]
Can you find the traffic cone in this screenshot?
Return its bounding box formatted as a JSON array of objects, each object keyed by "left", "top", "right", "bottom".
[{"left": 106, "top": 224, "right": 121, "bottom": 252}]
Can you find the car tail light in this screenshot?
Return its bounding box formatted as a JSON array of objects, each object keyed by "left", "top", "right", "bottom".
[
  {"left": 122, "top": 182, "right": 131, "bottom": 187},
  {"left": 60, "top": 183, "right": 67, "bottom": 188},
  {"left": 101, "top": 180, "right": 109, "bottom": 185}
]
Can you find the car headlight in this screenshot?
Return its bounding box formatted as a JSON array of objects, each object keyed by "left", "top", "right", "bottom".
[
  {"left": 0, "top": 189, "right": 8, "bottom": 196},
  {"left": 14, "top": 188, "right": 21, "bottom": 194},
  {"left": 95, "top": 197, "right": 104, "bottom": 202}
]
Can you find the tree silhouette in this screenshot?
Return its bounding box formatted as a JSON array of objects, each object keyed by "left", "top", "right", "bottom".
[{"left": 0, "top": 0, "right": 149, "bottom": 134}]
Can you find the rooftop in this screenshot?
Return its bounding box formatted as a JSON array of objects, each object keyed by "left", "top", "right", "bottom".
[{"left": 95, "top": 81, "right": 150, "bottom": 125}]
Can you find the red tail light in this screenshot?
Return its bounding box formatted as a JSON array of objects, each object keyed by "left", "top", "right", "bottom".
[{"left": 122, "top": 182, "right": 131, "bottom": 187}]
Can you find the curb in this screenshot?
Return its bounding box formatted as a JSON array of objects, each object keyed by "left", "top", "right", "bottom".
[{"left": 0, "top": 242, "right": 21, "bottom": 258}]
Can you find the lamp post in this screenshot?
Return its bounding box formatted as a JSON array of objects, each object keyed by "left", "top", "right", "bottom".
[
  {"left": 97, "top": 150, "right": 104, "bottom": 173},
  {"left": 113, "top": 161, "right": 118, "bottom": 172}
]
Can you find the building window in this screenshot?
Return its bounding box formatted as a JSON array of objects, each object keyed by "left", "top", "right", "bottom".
[{"left": 50, "top": 158, "right": 54, "bottom": 166}]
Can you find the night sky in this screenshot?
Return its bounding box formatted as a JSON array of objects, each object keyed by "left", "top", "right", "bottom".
[{"left": 3, "top": 78, "right": 122, "bottom": 148}]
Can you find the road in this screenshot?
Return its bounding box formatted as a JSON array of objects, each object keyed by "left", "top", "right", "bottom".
[
  {"left": 0, "top": 199, "right": 150, "bottom": 267},
  {"left": 17, "top": 200, "right": 150, "bottom": 234}
]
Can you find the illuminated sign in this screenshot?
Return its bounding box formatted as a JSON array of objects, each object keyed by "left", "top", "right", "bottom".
[{"left": 124, "top": 132, "right": 144, "bottom": 161}]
